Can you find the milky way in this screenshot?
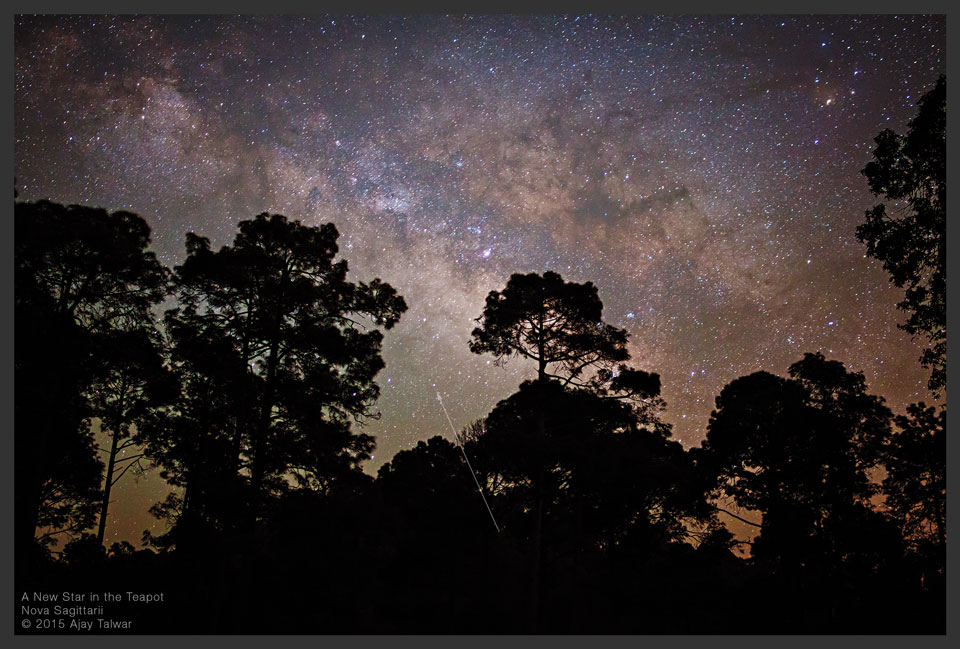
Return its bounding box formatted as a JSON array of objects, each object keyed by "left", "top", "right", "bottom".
[{"left": 15, "top": 14, "right": 945, "bottom": 543}]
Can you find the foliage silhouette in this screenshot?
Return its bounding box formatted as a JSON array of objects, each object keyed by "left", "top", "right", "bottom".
[
  {"left": 15, "top": 200, "right": 167, "bottom": 558},
  {"left": 87, "top": 328, "right": 177, "bottom": 546},
  {"left": 14, "top": 202, "right": 945, "bottom": 633},
  {"left": 468, "top": 270, "right": 698, "bottom": 631},
  {"left": 470, "top": 271, "right": 628, "bottom": 380},
  {"left": 858, "top": 75, "right": 946, "bottom": 393},
  {"left": 882, "top": 401, "right": 945, "bottom": 588},
  {"left": 696, "top": 353, "right": 892, "bottom": 572},
  {"left": 16, "top": 274, "right": 101, "bottom": 554},
  {"left": 476, "top": 381, "right": 708, "bottom": 550},
  {"left": 469, "top": 271, "right": 664, "bottom": 418},
  {"left": 153, "top": 213, "right": 407, "bottom": 537}
]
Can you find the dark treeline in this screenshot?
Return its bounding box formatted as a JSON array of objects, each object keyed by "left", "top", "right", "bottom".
[{"left": 15, "top": 77, "right": 945, "bottom": 634}]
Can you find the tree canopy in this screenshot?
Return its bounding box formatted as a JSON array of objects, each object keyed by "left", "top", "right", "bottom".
[
  {"left": 857, "top": 75, "right": 946, "bottom": 394},
  {"left": 15, "top": 200, "right": 168, "bottom": 555},
  {"left": 696, "top": 353, "right": 892, "bottom": 568},
  {"left": 883, "top": 402, "right": 945, "bottom": 550},
  {"left": 13, "top": 200, "right": 945, "bottom": 634},
  {"left": 475, "top": 380, "right": 709, "bottom": 550},
  {"left": 470, "top": 270, "right": 664, "bottom": 420},
  {"left": 154, "top": 213, "right": 407, "bottom": 533}
]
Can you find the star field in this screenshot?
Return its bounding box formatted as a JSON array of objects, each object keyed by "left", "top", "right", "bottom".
[{"left": 14, "top": 14, "right": 944, "bottom": 544}]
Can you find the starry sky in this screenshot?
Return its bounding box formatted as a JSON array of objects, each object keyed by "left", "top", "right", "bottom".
[{"left": 14, "top": 14, "right": 945, "bottom": 545}]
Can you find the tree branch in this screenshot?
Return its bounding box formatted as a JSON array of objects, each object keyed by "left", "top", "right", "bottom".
[{"left": 713, "top": 505, "right": 762, "bottom": 528}]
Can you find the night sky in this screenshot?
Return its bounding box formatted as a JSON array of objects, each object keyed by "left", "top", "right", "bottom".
[{"left": 15, "top": 14, "right": 945, "bottom": 545}]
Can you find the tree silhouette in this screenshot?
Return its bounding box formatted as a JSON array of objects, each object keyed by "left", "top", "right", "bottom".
[
  {"left": 372, "top": 435, "right": 522, "bottom": 632},
  {"left": 16, "top": 275, "right": 101, "bottom": 553},
  {"left": 478, "top": 381, "right": 707, "bottom": 547},
  {"left": 469, "top": 271, "right": 663, "bottom": 415},
  {"left": 156, "top": 213, "right": 407, "bottom": 531},
  {"left": 456, "top": 418, "right": 487, "bottom": 446},
  {"left": 883, "top": 402, "right": 945, "bottom": 552},
  {"left": 15, "top": 200, "right": 167, "bottom": 555},
  {"left": 376, "top": 435, "right": 495, "bottom": 553},
  {"left": 471, "top": 271, "right": 628, "bottom": 382},
  {"left": 15, "top": 201, "right": 168, "bottom": 329},
  {"left": 85, "top": 329, "right": 177, "bottom": 546},
  {"left": 787, "top": 351, "right": 892, "bottom": 490},
  {"left": 696, "top": 353, "right": 892, "bottom": 570},
  {"left": 857, "top": 75, "right": 945, "bottom": 394},
  {"left": 141, "top": 292, "right": 263, "bottom": 545},
  {"left": 14, "top": 196, "right": 944, "bottom": 632},
  {"left": 880, "top": 402, "right": 945, "bottom": 601},
  {"left": 469, "top": 270, "right": 679, "bottom": 630}
]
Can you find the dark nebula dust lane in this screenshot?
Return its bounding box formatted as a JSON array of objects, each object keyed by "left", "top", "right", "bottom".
[{"left": 15, "top": 14, "right": 944, "bottom": 543}]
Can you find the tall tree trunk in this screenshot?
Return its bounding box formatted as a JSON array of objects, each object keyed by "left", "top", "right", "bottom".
[
  {"left": 97, "top": 381, "right": 126, "bottom": 547},
  {"left": 251, "top": 279, "right": 287, "bottom": 528},
  {"left": 234, "top": 310, "right": 253, "bottom": 479},
  {"left": 97, "top": 418, "right": 123, "bottom": 547},
  {"left": 251, "top": 336, "right": 280, "bottom": 528},
  {"left": 528, "top": 302, "right": 547, "bottom": 633}
]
